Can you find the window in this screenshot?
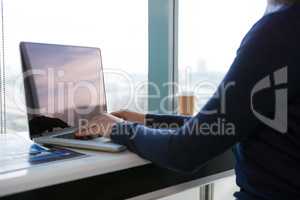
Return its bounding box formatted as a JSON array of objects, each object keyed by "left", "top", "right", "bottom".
[
  {"left": 178, "top": 0, "right": 266, "bottom": 110},
  {"left": 178, "top": 1, "right": 266, "bottom": 199},
  {"left": 3, "top": 0, "right": 148, "bottom": 133}
]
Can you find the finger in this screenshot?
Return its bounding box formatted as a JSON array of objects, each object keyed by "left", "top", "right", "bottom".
[
  {"left": 74, "top": 130, "right": 87, "bottom": 138},
  {"left": 89, "top": 125, "right": 102, "bottom": 136},
  {"left": 76, "top": 123, "right": 96, "bottom": 137},
  {"left": 110, "top": 111, "right": 120, "bottom": 116},
  {"left": 111, "top": 111, "right": 126, "bottom": 119},
  {"left": 107, "top": 114, "right": 125, "bottom": 123},
  {"left": 75, "top": 128, "right": 99, "bottom": 139}
]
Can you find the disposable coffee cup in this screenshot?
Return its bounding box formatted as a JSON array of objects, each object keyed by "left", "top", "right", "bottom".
[{"left": 178, "top": 91, "right": 196, "bottom": 116}]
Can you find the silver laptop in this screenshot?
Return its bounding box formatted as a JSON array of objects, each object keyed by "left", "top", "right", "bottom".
[{"left": 20, "top": 42, "right": 126, "bottom": 152}]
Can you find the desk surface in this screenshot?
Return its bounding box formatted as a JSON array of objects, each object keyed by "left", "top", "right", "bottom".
[
  {"left": 0, "top": 133, "right": 235, "bottom": 200},
  {"left": 0, "top": 147, "right": 149, "bottom": 197}
]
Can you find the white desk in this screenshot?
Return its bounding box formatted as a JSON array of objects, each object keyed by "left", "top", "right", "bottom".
[
  {"left": 0, "top": 133, "right": 235, "bottom": 200},
  {"left": 0, "top": 148, "right": 149, "bottom": 197},
  {"left": 0, "top": 132, "right": 149, "bottom": 197}
]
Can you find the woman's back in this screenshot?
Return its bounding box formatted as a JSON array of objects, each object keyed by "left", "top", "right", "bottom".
[{"left": 234, "top": 4, "right": 300, "bottom": 200}]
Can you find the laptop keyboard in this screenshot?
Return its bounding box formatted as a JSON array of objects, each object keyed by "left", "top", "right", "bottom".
[
  {"left": 54, "top": 133, "right": 97, "bottom": 140},
  {"left": 55, "top": 133, "right": 76, "bottom": 139}
]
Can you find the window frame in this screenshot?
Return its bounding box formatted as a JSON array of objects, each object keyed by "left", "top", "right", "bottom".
[
  {"left": 0, "top": 0, "right": 4, "bottom": 134},
  {"left": 148, "top": 0, "right": 178, "bottom": 114}
]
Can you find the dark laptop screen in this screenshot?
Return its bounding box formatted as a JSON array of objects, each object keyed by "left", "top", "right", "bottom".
[{"left": 20, "top": 42, "right": 107, "bottom": 137}]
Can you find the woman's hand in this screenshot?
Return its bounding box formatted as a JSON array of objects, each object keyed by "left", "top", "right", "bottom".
[
  {"left": 111, "top": 110, "right": 145, "bottom": 124},
  {"left": 75, "top": 113, "right": 124, "bottom": 138}
]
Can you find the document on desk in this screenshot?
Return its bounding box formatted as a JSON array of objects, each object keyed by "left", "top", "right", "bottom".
[{"left": 0, "top": 134, "right": 86, "bottom": 174}]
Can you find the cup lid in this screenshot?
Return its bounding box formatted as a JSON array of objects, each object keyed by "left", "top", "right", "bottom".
[{"left": 177, "top": 91, "right": 195, "bottom": 96}]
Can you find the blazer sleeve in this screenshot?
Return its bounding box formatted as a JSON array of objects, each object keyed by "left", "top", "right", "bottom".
[{"left": 145, "top": 114, "right": 192, "bottom": 128}]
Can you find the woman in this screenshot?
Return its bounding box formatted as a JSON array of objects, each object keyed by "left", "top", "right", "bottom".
[{"left": 76, "top": 0, "right": 300, "bottom": 199}]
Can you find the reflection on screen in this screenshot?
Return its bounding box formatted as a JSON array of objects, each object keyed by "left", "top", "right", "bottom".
[{"left": 22, "top": 43, "right": 106, "bottom": 130}]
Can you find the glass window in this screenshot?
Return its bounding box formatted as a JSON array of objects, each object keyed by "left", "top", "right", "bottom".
[
  {"left": 3, "top": 0, "right": 148, "bottom": 133},
  {"left": 178, "top": 1, "right": 267, "bottom": 199},
  {"left": 178, "top": 0, "right": 266, "bottom": 110}
]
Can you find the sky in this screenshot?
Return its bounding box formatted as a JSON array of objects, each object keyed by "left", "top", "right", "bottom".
[
  {"left": 4, "top": 0, "right": 148, "bottom": 76},
  {"left": 179, "top": 0, "right": 267, "bottom": 73},
  {"left": 4, "top": 0, "right": 267, "bottom": 78}
]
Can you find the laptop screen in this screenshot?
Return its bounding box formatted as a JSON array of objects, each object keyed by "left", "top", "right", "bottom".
[{"left": 20, "top": 42, "right": 107, "bottom": 137}]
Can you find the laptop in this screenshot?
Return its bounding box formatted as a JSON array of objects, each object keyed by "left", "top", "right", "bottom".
[{"left": 20, "top": 42, "right": 126, "bottom": 152}]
